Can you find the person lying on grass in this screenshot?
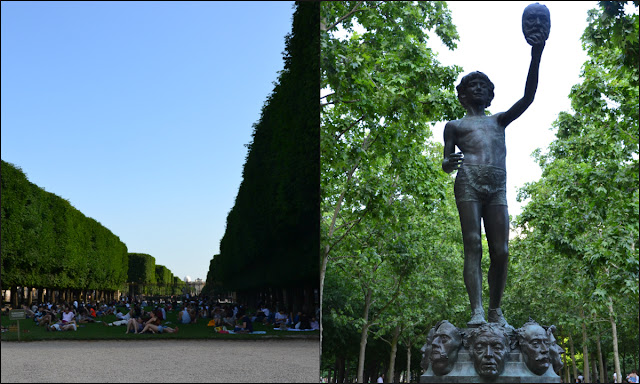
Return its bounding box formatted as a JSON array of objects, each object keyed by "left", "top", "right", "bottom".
[
  {"left": 139, "top": 323, "right": 179, "bottom": 334},
  {"left": 47, "top": 320, "right": 77, "bottom": 332}
]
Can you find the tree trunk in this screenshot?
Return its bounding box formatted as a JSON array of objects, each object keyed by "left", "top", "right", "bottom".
[
  {"left": 563, "top": 343, "right": 570, "bottom": 384},
  {"left": 580, "top": 307, "right": 590, "bottom": 383},
  {"left": 569, "top": 334, "right": 579, "bottom": 382},
  {"left": 596, "top": 324, "right": 606, "bottom": 383},
  {"left": 11, "top": 286, "right": 18, "bottom": 308},
  {"left": 337, "top": 356, "right": 345, "bottom": 383},
  {"left": 387, "top": 325, "right": 401, "bottom": 382},
  {"left": 607, "top": 297, "right": 621, "bottom": 383},
  {"left": 590, "top": 353, "right": 597, "bottom": 383},
  {"left": 406, "top": 341, "right": 412, "bottom": 384},
  {"left": 357, "top": 287, "right": 373, "bottom": 383}
]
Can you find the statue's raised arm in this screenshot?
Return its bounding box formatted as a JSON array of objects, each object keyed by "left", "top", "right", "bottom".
[{"left": 498, "top": 3, "right": 550, "bottom": 128}]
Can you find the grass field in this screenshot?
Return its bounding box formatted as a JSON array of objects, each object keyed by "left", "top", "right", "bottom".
[{"left": 0, "top": 307, "right": 319, "bottom": 341}]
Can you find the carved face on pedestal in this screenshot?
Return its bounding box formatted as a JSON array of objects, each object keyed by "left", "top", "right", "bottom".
[
  {"left": 468, "top": 324, "right": 510, "bottom": 379},
  {"left": 518, "top": 321, "right": 551, "bottom": 375},
  {"left": 430, "top": 321, "right": 462, "bottom": 376},
  {"left": 522, "top": 3, "right": 551, "bottom": 46},
  {"left": 547, "top": 326, "right": 565, "bottom": 374}
]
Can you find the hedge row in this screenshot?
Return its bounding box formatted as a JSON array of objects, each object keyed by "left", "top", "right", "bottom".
[{"left": 1, "top": 160, "right": 128, "bottom": 291}]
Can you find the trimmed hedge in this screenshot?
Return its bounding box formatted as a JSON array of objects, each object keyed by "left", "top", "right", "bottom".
[{"left": 1, "top": 160, "right": 128, "bottom": 292}]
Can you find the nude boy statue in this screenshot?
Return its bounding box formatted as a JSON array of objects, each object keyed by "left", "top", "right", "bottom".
[{"left": 442, "top": 4, "right": 548, "bottom": 328}]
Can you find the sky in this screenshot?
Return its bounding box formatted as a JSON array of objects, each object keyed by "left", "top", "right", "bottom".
[
  {"left": 0, "top": 1, "right": 616, "bottom": 282},
  {"left": 1, "top": 1, "right": 295, "bottom": 281},
  {"left": 427, "top": 1, "right": 600, "bottom": 219}
]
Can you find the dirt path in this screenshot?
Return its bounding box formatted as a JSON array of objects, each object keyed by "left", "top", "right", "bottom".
[{"left": 1, "top": 339, "right": 319, "bottom": 383}]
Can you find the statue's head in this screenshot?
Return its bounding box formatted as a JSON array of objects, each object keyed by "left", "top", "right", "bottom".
[
  {"left": 517, "top": 319, "right": 551, "bottom": 375},
  {"left": 456, "top": 71, "right": 495, "bottom": 110},
  {"left": 522, "top": 3, "right": 551, "bottom": 46},
  {"left": 428, "top": 320, "right": 462, "bottom": 375},
  {"left": 546, "top": 325, "right": 565, "bottom": 375},
  {"left": 466, "top": 323, "right": 510, "bottom": 379}
]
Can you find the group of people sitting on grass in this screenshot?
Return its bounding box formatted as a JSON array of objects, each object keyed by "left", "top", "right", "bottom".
[
  {"left": 250, "top": 305, "right": 319, "bottom": 331},
  {"left": 23, "top": 301, "right": 107, "bottom": 332},
  {"left": 102, "top": 301, "right": 178, "bottom": 334},
  {"left": 14, "top": 294, "right": 319, "bottom": 335}
]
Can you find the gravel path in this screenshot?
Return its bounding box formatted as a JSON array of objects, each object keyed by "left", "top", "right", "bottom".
[{"left": 1, "top": 339, "right": 319, "bottom": 383}]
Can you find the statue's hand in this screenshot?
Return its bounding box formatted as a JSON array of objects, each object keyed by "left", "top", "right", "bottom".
[
  {"left": 443, "top": 152, "right": 464, "bottom": 173},
  {"left": 530, "top": 39, "right": 545, "bottom": 56}
]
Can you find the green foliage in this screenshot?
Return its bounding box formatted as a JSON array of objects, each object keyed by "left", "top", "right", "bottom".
[
  {"left": 206, "top": 2, "right": 320, "bottom": 293},
  {"left": 509, "top": 2, "right": 638, "bottom": 379},
  {"left": 515, "top": 0, "right": 638, "bottom": 302},
  {"left": 1, "top": 160, "right": 128, "bottom": 292},
  {"left": 127, "top": 253, "right": 157, "bottom": 285},
  {"left": 320, "top": 2, "right": 467, "bottom": 380}
]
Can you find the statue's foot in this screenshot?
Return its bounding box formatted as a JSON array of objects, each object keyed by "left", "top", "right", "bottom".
[
  {"left": 467, "top": 309, "right": 487, "bottom": 327},
  {"left": 488, "top": 308, "right": 512, "bottom": 329}
]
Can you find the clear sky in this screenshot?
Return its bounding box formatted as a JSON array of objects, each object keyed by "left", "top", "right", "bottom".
[
  {"left": 1, "top": 1, "right": 295, "bottom": 281},
  {"left": 428, "top": 1, "right": 599, "bottom": 219}
]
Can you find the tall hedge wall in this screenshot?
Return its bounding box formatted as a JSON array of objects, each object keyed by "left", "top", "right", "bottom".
[{"left": 1, "top": 160, "right": 128, "bottom": 292}]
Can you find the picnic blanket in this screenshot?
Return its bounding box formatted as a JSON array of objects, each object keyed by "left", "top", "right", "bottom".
[{"left": 226, "top": 331, "right": 267, "bottom": 335}]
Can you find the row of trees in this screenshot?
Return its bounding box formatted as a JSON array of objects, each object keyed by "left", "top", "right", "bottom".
[
  {"left": 321, "top": 2, "right": 466, "bottom": 382},
  {"left": 203, "top": 2, "right": 320, "bottom": 313},
  {"left": 1, "top": 160, "right": 185, "bottom": 306},
  {"left": 507, "top": 2, "right": 639, "bottom": 382},
  {"left": 2, "top": 160, "right": 127, "bottom": 305},
  {"left": 320, "top": 1, "right": 638, "bottom": 383},
  {"left": 127, "top": 253, "right": 186, "bottom": 296}
]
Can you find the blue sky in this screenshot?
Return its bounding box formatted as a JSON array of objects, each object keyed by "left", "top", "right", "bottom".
[{"left": 1, "top": 1, "right": 295, "bottom": 281}]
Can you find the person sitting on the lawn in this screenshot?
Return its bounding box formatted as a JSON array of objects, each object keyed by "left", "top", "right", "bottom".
[
  {"left": 33, "top": 305, "right": 46, "bottom": 323},
  {"left": 255, "top": 305, "right": 268, "bottom": 324},
  {"left": 153, "top": 306, "right": 164, "bottom": 321},
  {"left": 296, "top": 313, "right": 312, "bottom": 330},
  {"left": 90, "top": 305, "right": 98, "bottom": 318},
  {"left": 178, "top": 306, "right": 191, "bottom": 324},
  {"left": 310, "top": 316, "right": 319, "bottom": 330},
  {"left": 139, "top": 312, "right": 179, "bottom": 334},
  {"left": 21, "top": 304, "right": 36, "bottom": 319},
  {"left": 189, "top": 305, "right": 199, "bottom": 324},
  {"left": 76, "top": 307, "right": 96, "bottom": 324},
  {"left": 36, "top": 306, "right": 56, "bottom": 327},
  {"left": 234, "top": 309, "right": 253, "bottom": 334},
  {"left": 115, "top": 308, "right": 131, "bottom": 320},
  {"left": 61, "top": 306, "right": 75, "bottom": 325},
  {"left": 274, "top": 309, "right": 288, "bottom": 328},
  {"left": 222, "top": 305, "right": 236, "bottom": 327},
  {"left": 125, "top": 317, "right": 145, "bottom": 334}
]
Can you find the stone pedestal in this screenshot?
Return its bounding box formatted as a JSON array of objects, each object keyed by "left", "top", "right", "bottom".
[{"left": 420, "top": 349, "right": 561, "bottom": 383}]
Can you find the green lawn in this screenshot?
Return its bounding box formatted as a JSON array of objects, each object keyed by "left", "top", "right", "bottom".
[{"left": 0, "top": 308, "right": 319, "bottom": 341}]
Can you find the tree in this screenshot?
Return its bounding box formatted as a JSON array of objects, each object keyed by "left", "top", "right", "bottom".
[
  {"left": 515, "top": 2, "right": 639, "bottom": 382},
  {"left": 205, "top": 2, "right": 319, "bottom": 309},
  {"left": 320, "top": 0, "right": 465, "bottom": 355}
]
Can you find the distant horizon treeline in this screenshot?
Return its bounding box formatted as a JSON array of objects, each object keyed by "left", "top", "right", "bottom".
[
  {"left": 203, "top": 2, "right": 320, "bottom": 309},
  {"left": 1, "top": 160, "right": 185, "bottom": 305}
]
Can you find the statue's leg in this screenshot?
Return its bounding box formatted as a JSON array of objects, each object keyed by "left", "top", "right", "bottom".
[
  {"left": 483, "top": 204, "right": 510, "bottom": 326},
  {"left": 457, "top": 201, "right": 485, "bottom": 326}
]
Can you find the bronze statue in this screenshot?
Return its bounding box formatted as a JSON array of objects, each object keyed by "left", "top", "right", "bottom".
[
  {"left": 442, "top": 3, "right": 549, "bottom": 328},
  {"left": 517, "top": 319, "right": 552, "bottom": 375},
  {"left": 546, "top": 325, "right": 565, "bottom": 375},
  {"left": 466, "top": 323, "right": 511, "bottom": 379},
  {"left": 429, "top": 320, "right": 463, "bottom": 375}
]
